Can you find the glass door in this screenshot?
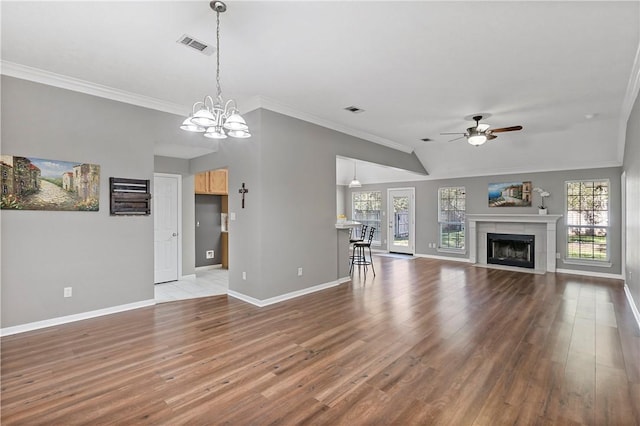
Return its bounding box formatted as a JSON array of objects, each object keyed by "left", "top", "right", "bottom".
[{"left": 387, "top": 188, "right": 414, "bottom": 254}]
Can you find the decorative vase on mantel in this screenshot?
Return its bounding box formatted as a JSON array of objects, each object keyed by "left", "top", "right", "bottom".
[{"left": 538, "top": 208, "right": 548, "bottom": 215}]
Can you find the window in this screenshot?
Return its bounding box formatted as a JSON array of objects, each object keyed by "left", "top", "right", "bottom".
[
  {"left": 566, "top": 180, "right": 609, "bottom": 261},
  {"left": 352, "top": 191, "right": 382, "bottom": 245},
  {"left": 438, "top": 187, "right": 465, "bottom": 250}
]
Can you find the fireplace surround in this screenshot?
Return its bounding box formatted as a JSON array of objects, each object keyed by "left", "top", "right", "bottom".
[{"left": 467, "top": 214, "right": 562, "bottom": 273}]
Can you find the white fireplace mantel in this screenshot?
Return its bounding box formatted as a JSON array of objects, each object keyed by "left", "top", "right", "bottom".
[{"left": 467, "top": 214, "right": 562, "bottom": 272}]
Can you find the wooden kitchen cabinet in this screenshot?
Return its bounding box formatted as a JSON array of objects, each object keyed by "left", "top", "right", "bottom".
[
  {"left": 221, "top": 231, "right": 228, "bottom": 269},
  {"left": 194, "top": 169, "right": 228, "bottom": 195}
]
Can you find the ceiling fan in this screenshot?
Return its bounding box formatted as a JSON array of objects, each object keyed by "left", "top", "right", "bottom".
[{"left": 441, "top": 115, "right": 523, "bottom": 146}]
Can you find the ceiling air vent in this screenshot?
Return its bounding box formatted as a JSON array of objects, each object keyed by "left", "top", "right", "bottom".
[
  {"left": 177, "top": 34, "right": 215, "bottom": 56},
  {"left": 344, "top": 106, "right": 365, "bottom": 114}
]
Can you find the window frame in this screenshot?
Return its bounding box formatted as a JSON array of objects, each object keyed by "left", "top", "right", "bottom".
[
  {"left": 564, "top": 179, "right": 610, "bottom": 264},
  {"left": 437, "top": 186, "right": 466, "bottom": 253},
  {"left": 351, "top": 190, "right": 382, "bottom": 246}
]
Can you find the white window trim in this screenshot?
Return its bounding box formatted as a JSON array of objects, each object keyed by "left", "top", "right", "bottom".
[
  {"left": 437, "top": 247, "right": 466, "bottom": 255},
  {"left": 564, "top": 179, "right": 610, "bottom": 263},
  {"left": 438, "top": 186, "right": 466, "bottom": 251},
  {"left": 352, "top": 190, "right": 382, "bottom": 245},
  {"left": 562, "top": 258, "right": 613, "bottom": 268}
]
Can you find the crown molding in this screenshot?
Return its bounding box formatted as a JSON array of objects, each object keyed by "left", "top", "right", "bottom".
[
  {"left": 0, "top": 62, "right": 414, "bottom": 155},
  {"left": 242, "top": 95, "right": 413, "bottom": 154},
  {"left": 0, "top": 61, "right": 188, "bottom": 116},
  {"left": 619, "top": 40, "right": 640, "bottom": 163}
]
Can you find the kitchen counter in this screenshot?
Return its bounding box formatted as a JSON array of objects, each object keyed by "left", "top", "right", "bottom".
[{"left": 335, "top": 220, "right": 361, "bottom": 229}]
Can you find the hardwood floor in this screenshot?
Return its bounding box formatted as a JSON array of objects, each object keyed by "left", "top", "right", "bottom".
[{"left": 2, "top": 257, "right": 639, "bottom": 425}]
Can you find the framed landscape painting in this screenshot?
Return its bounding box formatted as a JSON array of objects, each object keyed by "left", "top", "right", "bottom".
[
  {"left": 488, "top": 181, "right": 532, "bottom": 207},
  {"left": 0, "top": 155, "right": 100, "bottom": 211}
]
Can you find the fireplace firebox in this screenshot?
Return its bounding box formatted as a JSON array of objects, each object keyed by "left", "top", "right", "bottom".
[{"left": 487, "top": 233, "right": 535, "bottom": 269}]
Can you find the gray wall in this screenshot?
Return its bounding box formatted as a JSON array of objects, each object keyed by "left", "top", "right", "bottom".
[
  {"left": 195, "top": 195, "right": 222, "bottom": 267},
  {"left": 154, "top": 156, "right": 195, "bottom": 277},
  {"left": 0, "top": 76, "right": 160, "bottom": 327},
  {"left": 623, "top": 90, "right": 640, "bottom": 315},
  {"left": 4, "top": 74, "right": 632, "bottom": 328},
  {"left": 336, "top": 185, "right": 346, "bottom": 217},
  {"left": 190, "top": 110, "right": 262, "bottom": 297},
  {"left": 347, "top": 166, "right": 623, "bottom": 275},
  {"left": 190, "top": 109, "right": 427, "bottom": 300}
]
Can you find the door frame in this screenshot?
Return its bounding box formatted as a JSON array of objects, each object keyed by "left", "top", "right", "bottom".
[
  {"left": 387, "top": 187, "right": 415, "bottom": 254},
  {"left": 154, "top": 173, "right": 183, "bottom": 281},
  {"left": 621, "top": 171, "right": 626, "bottom": 282}
]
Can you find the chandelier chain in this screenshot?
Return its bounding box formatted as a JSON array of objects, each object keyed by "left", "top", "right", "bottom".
[
  {"left": 180, "top": 1, "right": 250, "bottom": 139},
  {"left": 215, "top": 9, "right": 222, "bottom": 99}
]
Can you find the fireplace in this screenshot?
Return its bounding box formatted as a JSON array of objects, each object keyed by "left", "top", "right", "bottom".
[{"left": 487, "top": 233, "right": 535, "bottom": 269}]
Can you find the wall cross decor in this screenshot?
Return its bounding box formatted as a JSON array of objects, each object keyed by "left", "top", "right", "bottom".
[{"left": 239, "top": 183, "right": 249, "bottom": 208}]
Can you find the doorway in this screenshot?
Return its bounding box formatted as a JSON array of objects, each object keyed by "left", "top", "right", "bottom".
[
  {"left": 153, "top": 173, "right": 181, "bottom": 283},
  {"left": 387, "top": 188, "right": 415, "bottom": 254}
]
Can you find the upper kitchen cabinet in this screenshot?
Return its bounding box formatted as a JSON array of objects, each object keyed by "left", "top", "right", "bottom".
[{"left": 195, "top": 169, "right": 228, "bottom": 195}]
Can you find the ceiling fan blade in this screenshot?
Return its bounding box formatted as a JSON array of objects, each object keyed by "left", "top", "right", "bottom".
[
  {"left": 448, "top": 136, "right": 465, "bottom": 142},
  {"left": 490, "top": 125, "right": 523, "bottom": 133}
]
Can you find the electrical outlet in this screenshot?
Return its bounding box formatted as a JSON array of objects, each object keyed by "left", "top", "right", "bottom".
[
  {"left": 298, "top": 267, "right": 303, "bottom": 276},
  {"left": 242, "top": 271, "right": 246, "bottom": 280},
  {"left": 556, "top": 252, "right": 561, "bottom": 259},
  {"left": 64, "top": 287, "right": 72, "bottom": 298},
  {"left": 206, "top": 250, "right": 214, "bottom": 259}
]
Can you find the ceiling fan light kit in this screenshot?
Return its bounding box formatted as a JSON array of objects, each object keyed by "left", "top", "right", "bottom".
[
  {"left": 180, "top": 1, "right": 251, "bottom": 140},
  {"left": 441, "top": 114, "right": 522, "bottom": 146},
  {"left": 467, "top": 128, "right": 488, "bottom": 146}
]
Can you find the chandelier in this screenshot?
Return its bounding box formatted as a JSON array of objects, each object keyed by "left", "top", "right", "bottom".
[{"left": 180, "top": 1, "right": 250, "bottom": 139}]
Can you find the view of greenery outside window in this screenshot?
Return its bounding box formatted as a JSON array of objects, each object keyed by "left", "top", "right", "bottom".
[
  {"left": 352, "top": 191, "right": 382, "bottom": 245},
  {"left": 438, "top": 187, "right": 465, "bottom": 250},
  {"left": 566, "top": 180, "right": 609, "bottom": 260}
]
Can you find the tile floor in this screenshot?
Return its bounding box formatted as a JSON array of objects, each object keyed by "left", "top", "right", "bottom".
[{"left": 154, "top": 266, "right": 228, "bottom": 303}]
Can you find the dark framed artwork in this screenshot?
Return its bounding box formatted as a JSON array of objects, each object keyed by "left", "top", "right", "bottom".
[
  {"left": 488, "top": 181, "right": 532, "bottom": 207},
  {"left": 1, "top": 155, "right": 100, "bottom": 211}
]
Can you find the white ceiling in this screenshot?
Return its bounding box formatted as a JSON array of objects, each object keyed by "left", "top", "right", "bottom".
[{"left": 2, "top": 1, "right": 639, "bottom": 184}]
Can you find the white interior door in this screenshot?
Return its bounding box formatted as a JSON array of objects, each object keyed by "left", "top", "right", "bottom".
[
  {"left": 154, "top": 174, "right": 180, "bottom": 284},
  {"left": 387, "top": 188, "right": 415, "bottom": 254}
]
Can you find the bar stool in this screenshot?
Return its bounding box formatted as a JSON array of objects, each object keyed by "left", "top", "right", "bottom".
[
  {"left": 350, "top": 224, "right": 367, "bottom": 244},
  {"left": 349, "top": 224, "right": 367, "bottom": 266},
  {"left": 350, "top": 226, "right": 376, "bottom": 277}
]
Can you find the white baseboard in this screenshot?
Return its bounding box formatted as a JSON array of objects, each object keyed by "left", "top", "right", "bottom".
[
  {"left": 228, "top": 278, "right": 348, "bottom": 308},
  {"left": 0, "top": 299, "right": 156, "bottom": 337},
  {"left": 413, "top": 253, "right": 472, "bottom": 263},
  {"left": 556, "top": 268, "right": 624, "bottom": 280},
  {"left": 180, "top": 274, "right": 196, "bottom": 280},
  {"left": 195, "top": 264, "right": 222, "bottom": 271},
  {"left": 624, "top": 284, "right": 640, "bottom": 332},
  {"left": 473, "top": 263, "right": 545, "bottom": 275}
]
